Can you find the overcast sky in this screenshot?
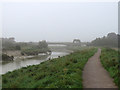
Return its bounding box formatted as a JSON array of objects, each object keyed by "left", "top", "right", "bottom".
[{"left": 1, "top": 1, "right": 118, "bottom": 42}]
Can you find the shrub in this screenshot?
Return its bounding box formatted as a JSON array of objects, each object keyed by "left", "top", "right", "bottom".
[{"left": 2, "top": 54, "right": 14, "bottom": 61}]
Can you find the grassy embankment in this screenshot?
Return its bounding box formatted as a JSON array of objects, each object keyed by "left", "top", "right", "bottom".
[
  {"left": 2, "top": 48, "right": 97, "bottom": 88},
  {"left": 100, "top": 48, "right": 120, "bottom": 88}
]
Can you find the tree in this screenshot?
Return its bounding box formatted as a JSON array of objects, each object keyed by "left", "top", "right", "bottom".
[
  {"left": 90, "top": 32, "right": 118, "bottom": 47},
  {"left": 38, "top": 40, "right": 48, "bottom": 49}
]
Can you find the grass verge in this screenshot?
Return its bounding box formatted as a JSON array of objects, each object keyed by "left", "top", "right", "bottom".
[
  {"left": 100, "top": 48, "right": 120, "bottom": 88},
  {"left": 2, "top": 48, "right": 97, "bottom": 88}
]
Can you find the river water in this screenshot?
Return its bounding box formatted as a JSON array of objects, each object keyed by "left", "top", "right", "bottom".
[{"left": 0, "top": 51, "right": 69, "bottom": 75}]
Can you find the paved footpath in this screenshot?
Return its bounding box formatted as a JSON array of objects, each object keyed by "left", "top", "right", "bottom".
[{"left": 82, "top": 48, "right": 118, "bottom": 88}]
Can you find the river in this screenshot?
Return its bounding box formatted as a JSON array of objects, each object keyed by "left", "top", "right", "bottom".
[{"left": 0, "top": 51, "right": 69, "bottom": 75}]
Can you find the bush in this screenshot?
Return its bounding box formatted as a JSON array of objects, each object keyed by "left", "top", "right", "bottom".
[
  {"left": 2, "top": 54, "right": 14, "bottom": 61},
  {"left": 21, "top": 41, "right": 51, "bottom": 56},
  {"left": 15, "top": 45, "right": 21, "bottom": 50}
]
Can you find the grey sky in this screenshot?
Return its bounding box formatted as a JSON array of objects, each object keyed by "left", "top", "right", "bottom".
[{"left": 2, "top": 2, "right": 118, "bottom": 42}]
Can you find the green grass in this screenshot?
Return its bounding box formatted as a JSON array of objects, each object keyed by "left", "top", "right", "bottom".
[
  {"left": 100, "top": 48, "right": 120, "bottom": 88},
  {"left": 2, "top": 48, "right": 97, "bottom": 88}
]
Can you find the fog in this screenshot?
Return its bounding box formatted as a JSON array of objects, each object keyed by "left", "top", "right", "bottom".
[{"left": 2, "top": 2, "right": 118, "bottom": 42}]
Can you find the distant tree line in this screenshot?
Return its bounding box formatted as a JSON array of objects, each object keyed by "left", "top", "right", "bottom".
[
  {"left": 2, "top": 38, "right": 51, "bottom": 56},
  {"left": 88, "top": 32, "right": 120, "bottom": 48},
  {"left": 21, "top": 40, "right": 51, "bottom": 56},
  {"left": 2, "top": 38, "right": 21, "bottom": 51}
]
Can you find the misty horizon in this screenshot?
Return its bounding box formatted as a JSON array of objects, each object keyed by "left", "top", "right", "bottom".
[
  {"left": 1, "top": 2, "right": 118, "bottom": 42},
  {"left": 1, "top": 31, "right": 118, "bottom": 43}
]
